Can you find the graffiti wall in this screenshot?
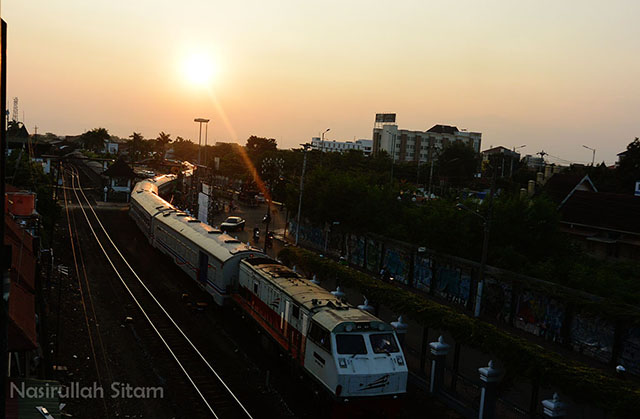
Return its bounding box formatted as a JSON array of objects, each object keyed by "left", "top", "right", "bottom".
[
  {"left": 514, "top": 292, "right": 565, "bottom": 342},
  {"left": 366, "top": 239, "right": 382, "bottom": 273},
  {"left": 619, "top": 327, "right": 640, "bottom": 376},
  {"left": 348, "top": 234, "right": 365, "bottom": 268},
  {"left": 434, "top": 266, "right": 470, "bottom": 306},
  {"left": 413, "top": 256, "right": 433, "bottom": 292},
  {"left": 383, "top": 246, "right": 411, "bottom": 285},
  {"left": 288, "top": 221, "right": 325, "bottom": 250},
  {"left": 482, "top": 277, "right": 512, "bottom": 323},
  {"left": 570, "top": 314, "right": 614, "bottom": 363}
]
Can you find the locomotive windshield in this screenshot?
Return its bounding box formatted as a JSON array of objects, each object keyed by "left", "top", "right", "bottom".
[
  {"left": 336, "top": 334, "right": 367, "bottom": 355},
  {"left": 370, "top": 333, "right": 400, "bottom": 354}
]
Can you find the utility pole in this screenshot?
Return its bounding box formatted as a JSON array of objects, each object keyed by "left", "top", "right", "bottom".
[
  {"left": 194, "top": 118, "right": 209, "bottom": 166},
  {"left": 295, "top": 143, "right": 311, "bottom": 246},
  {"left": 1, "top": 18, "right": 9, "bottom": 416},
  {"left": 427, "top": 141, "right": 435, "bottom": 199},
  {"left": 582, "top": 145, "right": 596, "bottom": 166}
]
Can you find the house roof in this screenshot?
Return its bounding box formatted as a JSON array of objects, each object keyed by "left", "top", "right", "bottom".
[
  {"left": 103, "top": 158, "right": 135, "bottom": 178},
  {"left": 560, "top": 191, "right": 640, "bottom": 234},
  {"left": 427, "top": 124, "right": 459, "bottom": 134},
  {"left": 543, "top": 174, "right": 597, "bottom": 206}
]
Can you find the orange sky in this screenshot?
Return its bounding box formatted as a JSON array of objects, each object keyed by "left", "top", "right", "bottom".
[{"left": 3, "top": 1, "right": 639, "bottom": 164}]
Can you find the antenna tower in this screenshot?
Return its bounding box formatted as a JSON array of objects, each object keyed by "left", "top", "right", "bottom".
[
  {"left": 537, "top": 150, "right": 547, "bottom": 160},
  {"left": 12, "top": 97, "right": 18, "bottom": 122}
]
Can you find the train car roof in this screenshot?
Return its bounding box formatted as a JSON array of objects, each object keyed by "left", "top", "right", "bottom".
[
  {"left": 132, "top": 178, "right": 264, "bottom": 263},
  {"left": 240, "top": 258, "right": 388, "bottom": 332}
]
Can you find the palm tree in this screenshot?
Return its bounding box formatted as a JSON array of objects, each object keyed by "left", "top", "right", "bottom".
[
  {"left": 154, "top": 131, "right": 172, "bottom": 162},
  {"left": 128, "top": 132, "right": 145, "bottom": 163}
]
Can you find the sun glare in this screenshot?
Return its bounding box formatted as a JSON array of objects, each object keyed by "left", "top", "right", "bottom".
[{"left": 183, "top": 52, "right": 217, "bottom": 86}]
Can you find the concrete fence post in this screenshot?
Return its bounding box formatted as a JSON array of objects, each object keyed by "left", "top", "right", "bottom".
[
  {"left": 391, "top": 316, "right": 408, "bottom": 348},
  {"left": 542, "top": 393, "right": 567, "bottom": 418},
  {"left": 478, "top": 360, "right": 501, "bottom": 419},
  {"left": 429, "top": 336, "right": 450, "bottom": 394}
]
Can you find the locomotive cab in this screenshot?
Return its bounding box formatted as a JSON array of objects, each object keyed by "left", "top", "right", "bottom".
[{"left": 305, "top": 313, "right": 408, "bottom": 400}]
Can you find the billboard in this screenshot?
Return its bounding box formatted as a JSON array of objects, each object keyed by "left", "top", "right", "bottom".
[
  {"left": 375, "top": 113, "right": 396, "bottom": 123},
  {"left": 635, "top": 181, "right": 640, "bottom": 197}
]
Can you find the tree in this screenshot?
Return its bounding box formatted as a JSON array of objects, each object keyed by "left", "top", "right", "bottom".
[
  {"left": 128, "top": 132, "right": 145, "bottom": 162},
  {"left": 153, "top": 131, "right": 172, "bottom": 162},
  {"left": 81, "top": 128, "right": 110, "bottom": 152},
  {"left": 617, "top": 137, "right": 640, "bottom": 194},
  {"left": 7, "top": 121, "right": 29, "bottom": 138},
  {"left": 438, "top": 142, "right": 480, "bottom": 187},
  {"left": 246, "top": 136, "right": 277, "bottom": 162},
  {"left": 171, "top": 137, "right": 198, "bottom": 162}
]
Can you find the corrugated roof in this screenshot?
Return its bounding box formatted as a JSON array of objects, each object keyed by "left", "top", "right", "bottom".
[{"left": 103, "top": 158, "right": 135, "bottom": 178}]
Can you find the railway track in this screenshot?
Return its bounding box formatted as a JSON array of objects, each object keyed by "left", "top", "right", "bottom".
[{"left": 64, "top": 165, "right": 254, "bottom": 419}]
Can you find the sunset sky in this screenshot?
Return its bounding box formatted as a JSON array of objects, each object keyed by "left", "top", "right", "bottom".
[{"left": 3, "top": 1, "right": 639, "bottom": 164}]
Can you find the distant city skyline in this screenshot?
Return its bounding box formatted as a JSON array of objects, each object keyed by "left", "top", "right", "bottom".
[{"left": 3, "top": 1, "right": 639, "bottom": 165}]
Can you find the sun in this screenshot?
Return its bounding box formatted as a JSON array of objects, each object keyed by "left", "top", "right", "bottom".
[{"left": 183, "top": 52, "right": 217, "bottom": 86}]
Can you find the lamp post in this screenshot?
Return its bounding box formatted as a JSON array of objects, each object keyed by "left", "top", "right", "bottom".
[
  {"left": 295, "top": 143, "right": 312, "bottom": 245},
  {"left": 510, "top": 144, "right": 526, "bottom": 177},
  {"left": 321, "top": 128, "right": 330, "bottom": 153},
  {"left": 427, "top": 141, "right": 436, "bottom": 199},
  {"left": 456, "top": 203, "right": 490, "bottom": 317},
  {"left": 456, "top": 158, "right": 496, "bottom": 317},
  {"left": 194, "top": 118, "right": 209, "bottom": 166},
  {"left": 582, "top": 145, "right": 596, "bottom": 166}
]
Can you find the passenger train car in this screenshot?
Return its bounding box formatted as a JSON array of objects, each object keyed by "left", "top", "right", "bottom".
[
  {"left": 129, "top": 172, "right": 408, "bottom": 412},
  {"left": 130, "top": 173, "right": 264, "bottom": 305}
]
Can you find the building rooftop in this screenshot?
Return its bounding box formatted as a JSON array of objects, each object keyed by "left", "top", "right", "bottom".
[
  {"left": 543, "top": 174, "right": 597, "bottom": 205},
  {"left": 427, "top": 125, "right": 459, "bottom": 134},
  {"left": 561, "top": 190, "right": 640, "bottom": 234}
]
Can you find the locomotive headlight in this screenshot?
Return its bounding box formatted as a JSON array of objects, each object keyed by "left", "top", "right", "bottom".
[
  {"left": 396, "top": 356, "right": 405, "bottom": 366},
  {"left": 339, "top": 358, "right": 347, "bottom": 368}
]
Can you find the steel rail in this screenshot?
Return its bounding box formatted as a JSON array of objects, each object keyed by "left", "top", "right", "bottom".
[{"left": 70, "top": 166, "right": 254, "bottom": 418}]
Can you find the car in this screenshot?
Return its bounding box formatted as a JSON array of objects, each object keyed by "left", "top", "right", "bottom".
[
  {"left": 254, "top": 193, "right": 266, "bottom": 203},
  {"left": 220, "top": 216, "right": 245, "bottom": 232}
]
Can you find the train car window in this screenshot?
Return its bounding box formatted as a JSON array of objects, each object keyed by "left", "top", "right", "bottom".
[
  {"left": 308, "top": 322, "right": 331, "bottom": 353},
  {"left": 292, "top": 305, "right": 300, "bottom": 319},
  {"left": 253, "top": 282, "right": 259, "bottom": 294},
  {"left": 336, "top": 334, "right": 367, "bottom": 355},
  {"left": 369, "top": 333, "right": 400, "bottom": 354}
]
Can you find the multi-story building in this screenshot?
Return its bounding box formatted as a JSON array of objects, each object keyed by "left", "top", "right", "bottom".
[
  {"left": 372, "top": 117, "right": 481, "bottom": 163},
  {"left": 310, "top": 137, "right": 373, "bottom": 156}
]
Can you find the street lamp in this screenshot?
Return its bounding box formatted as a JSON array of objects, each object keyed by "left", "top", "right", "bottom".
[
  {"left": 194, "top": 118, "right": 209, "bottom": 166},
  {"left": 456, "top": 203, "right": 490, "bottom": 317},
  {"left": 582, "top": 145, "right": 596, "bottom": 166},
  {"left": 321, "top": 128, "right": 330, "bottom": 152},
  {"left": 295, "top": 143, "right": 312, "bottom": 246}
]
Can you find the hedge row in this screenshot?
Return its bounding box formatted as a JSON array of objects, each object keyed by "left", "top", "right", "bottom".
[{"left": 278, "top": 247, "right": 640, "bottom": 417}]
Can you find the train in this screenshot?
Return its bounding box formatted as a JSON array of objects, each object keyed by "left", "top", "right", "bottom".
[{"left": 129, "top": 172, "right": 408, "bottom": 411}]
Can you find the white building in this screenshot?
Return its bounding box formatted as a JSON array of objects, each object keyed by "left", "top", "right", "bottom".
[
  {"left": 372, "top": 121, "right": 481, "bottom": 164},
  {"left": 310, "top": 137, "right": 373, "bottom": 156}
]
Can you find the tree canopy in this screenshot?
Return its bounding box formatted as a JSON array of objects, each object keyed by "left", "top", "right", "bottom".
[
  {"left": 617, "top": 137, "right": 640, "bottom": 193},
  {"left": 81, "top": 128, "right": 110, "bottom": 151}
]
